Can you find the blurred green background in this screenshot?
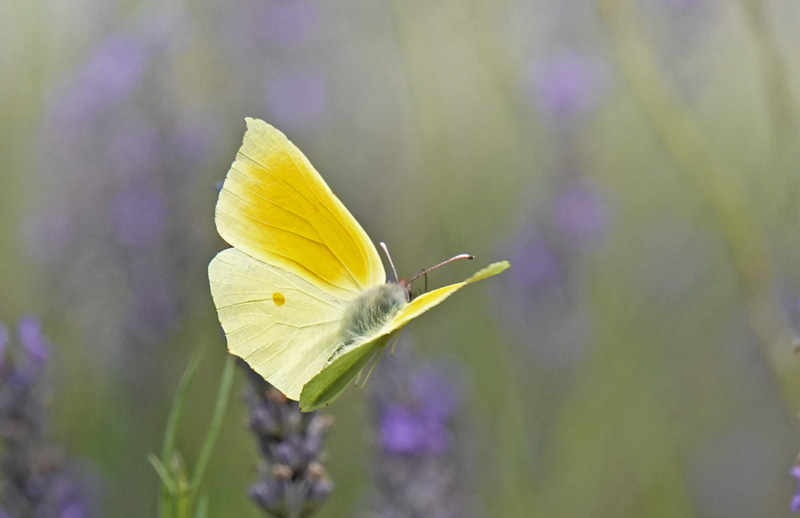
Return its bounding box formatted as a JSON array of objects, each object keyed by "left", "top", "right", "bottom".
[{"left": 2, "top": 0, "right": 800, "bottom": 516}]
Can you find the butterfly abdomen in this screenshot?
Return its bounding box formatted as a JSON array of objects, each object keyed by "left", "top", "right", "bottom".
[{"left": 331, "top": 283, "right": 408, "bottom": 360}]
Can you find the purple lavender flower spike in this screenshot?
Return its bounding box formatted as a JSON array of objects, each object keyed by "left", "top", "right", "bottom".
[
  {"left": 412, "top": 363, "right": 464, "bottom": 421},
  {"left": 266, "top": 70, "right": 328, "bottom": 132},
  {"left": 524, "top": 50, "right": 609, "bottom": 122},
  {"left": 379, "top": 404, "right": 428, "bottom": 456},
  {"left": 552, "top": 180, "right": 610, "bottom": 250},
  {"left": 24, "top": 206, "right": 75, "bottom": 262},
  {"left": 49, "top": 34, "right": 149, "bottom": 129},
  {"left": 240, "top": 361, "right": 333, "bottom": 517},
  {"left": 108, "top": 120, "right": 160, "bottom": 180},
  {"left": 52, "top": 472, "right": 90, "bottom": 518},
  {"left": 0, "top": 317, "right": 90, "bottom": 517},
  {"left": 33, "top": 11, "right": 222, "bottom": 388},
  {"left": 112, "top": 183, "right": 167, "bottom": 248},
  {"left": 791, "top": 466, "right": 800, "bottom": 512},
  {"left": 507, "top": 228, "right": 561, "bottom": 294},
  {"left": 0, "top": 322, "right": 8, "bottom": 363},
  {"left": 17, "top": 315, "right": 49, "bottom": 366},
  {"left": 365, "top": 346, "right": 478, "bottom": 517},
  {"left": 173, "top": 112, "right": 219, "bottom": 168},
  {"left": 262, "top": 1, "right": 318, "bottom": 48}
]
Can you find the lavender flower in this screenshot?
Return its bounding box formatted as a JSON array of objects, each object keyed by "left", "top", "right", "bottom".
[
  {"left": 0, "top": 316, "right": 89, "bottom": 518},
  {"left": 524, "top": 50, "right": 608, "bottom": 122},
  {"left": 240, "top": 362, "right": 333, "bottom": 517},
  {"left": 266, "top": 70, "right": 329, "bottom": 132},
  {"left": 261, "top": 1, "right": 319, "bottom": 48},
  {"left": 217, "top": 0, "right": 319, "bottom": 57},
  {"left": 28, "top": 10, "right": 222, "bottom": 388},
  {"left": 364, "top": 347, "right": 478, "bottom": 518},
  {"left": 791, "top": 465, "right": 800, "bottom": 513},
  {"left": 48, "top": 33, "right": 149, "bottom": 129},
  {"left": 552, "top": 180, "right": 610, "bottom": 251},
  {"left": 507, "top": 227, "right": 562, "bottom": 296}
]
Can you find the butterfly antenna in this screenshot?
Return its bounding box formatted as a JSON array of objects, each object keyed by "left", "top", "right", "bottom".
[
  {"left": 408, "top": 254, "right": 474, "bottom": 286},
  {"left": 379, "top": 242, "right": 399, "bottom": 282},
  {"left": 359, "top": 347, "right": 387, "bottom": 390}
]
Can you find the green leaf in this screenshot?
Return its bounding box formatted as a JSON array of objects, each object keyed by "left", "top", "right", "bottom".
[
  {"left": 148, "top": 453, "right": 177, "bottom": 494},
  {"left": 190, "top": 355, "right": 235, "bottom": 491},
  {"left": 193, "top": 495, "right": 209, "bottom": 518},
  {"left": 162, "top": 353, "right": 201, "bottom": 462}
]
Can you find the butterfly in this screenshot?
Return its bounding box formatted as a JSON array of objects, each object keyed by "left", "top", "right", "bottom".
[{"left": 208, "top": 118, "right": 509, "bottom": 411}]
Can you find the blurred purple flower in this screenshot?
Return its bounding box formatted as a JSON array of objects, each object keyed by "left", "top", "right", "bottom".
[
  {"left": 24, "top": 207, "right": 75, "bottom": 262},
  {"left": 172, "top": 112, "right": 219, "bottom": 168},
  {"left": 263, "top": 1, "right": 318, "bottom": 48},
  {"left": 0, "top": 317, "right": 91, "bottom": 517},
  {"left": 379, "top": 404, "right": 449, "bottom": 456},
  {"left": 552, "top": 181, "right": 610, "bottom": 250},
  {"left": 366, "top": 347, "right": 478, "bottom": 517},
  {"left": 31, "top": 7, "right": 221, "bottom": 379},
  {"left": 412, "top": 363, "right": 464, "bottom": 421},
  {"left": 129, "top": 278, "right": 178, "bottom": 339},
  {"left": 0, "top": 322, "right": 8, "bottom": 360},
  {"left": 792, "top": 466, "right": 800, "bottom": 512},
  {"left": 109, "top": 120, "right": 161, "bottom": 180},
  {"left": 267, "top": 70, "right": 328, "bottom": 131},
  {"left": 112, "top": 184, "right": 167, "bottom": 247},
  {"left": 51, "top": 473, "right": 90, "bottom": 518},
  {"left": 525, "top": 51, "right": 608, "bottom": 121},
  {"left": 507, "top": 228, "right": 561, "bottom": 294},
  {"left": 50, "top": 34, "right": 149, "bottom": 129},
  {"left": 17, "top": 315, "right": 49, "bottom": 366},
  {"left": 220, "top": 0, "right": 318, "bottom": 55},
  {"left": 494, "top": 216, "right": 597, "bottom": 370}
]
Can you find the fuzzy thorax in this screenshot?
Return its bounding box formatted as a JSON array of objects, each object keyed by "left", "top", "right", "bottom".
[{"left": 331, "top": 283, "right": 408, "bottom": 360}]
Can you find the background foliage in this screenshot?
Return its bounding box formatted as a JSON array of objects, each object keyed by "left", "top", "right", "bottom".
[{"left": 2, "top": 0, "right": 800, "bottom": 516}]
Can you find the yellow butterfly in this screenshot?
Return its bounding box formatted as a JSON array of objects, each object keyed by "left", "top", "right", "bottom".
[{"left": 208, "top": 118, "right": 509, "bottom": 411}]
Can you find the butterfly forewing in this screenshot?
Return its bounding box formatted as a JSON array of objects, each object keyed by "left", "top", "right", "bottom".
[{"left": 215, "top": 118, "right": 385, "bottom": 300}]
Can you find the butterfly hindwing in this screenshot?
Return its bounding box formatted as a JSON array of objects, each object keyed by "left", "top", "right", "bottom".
[{"left": 209, "top": 248, "right": 348, "bottom": 400}]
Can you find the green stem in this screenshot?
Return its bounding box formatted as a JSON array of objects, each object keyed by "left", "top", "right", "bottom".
[
  {"left": 159, "top": 354, "right": 201, "bottom": 518},
  {"left": 189, "top": 356, "right": 235, "bottom": 498}
]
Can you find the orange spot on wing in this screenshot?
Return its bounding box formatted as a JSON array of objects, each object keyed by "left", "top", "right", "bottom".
[{"left": 272, "top": 292, "right": 286, "bottom": 306}]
